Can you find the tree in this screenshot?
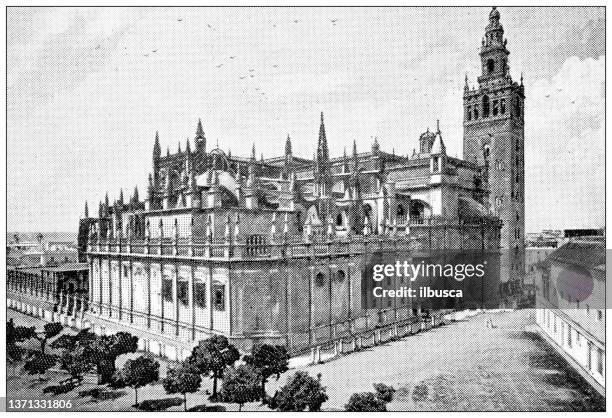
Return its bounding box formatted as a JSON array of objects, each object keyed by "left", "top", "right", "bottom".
[
  {"left": 95, "top": 332, "right": 139, "bottom": 384},
  {"left": 344, "top": 384, "right": 396, "bottom": 411},
  {"left": 7, "top": 343, "right": 26, "bottom": 375},
  {"left": 36, "top": 322, "right": 64, "bottom": 354},
  {"left": 24, "top": 353, "right": 58, "bottom": 378},
  {"left": 50, "top": 329, "right": 137, "bottom": 384},
  {"left": 272, "top": 371, "right": 328, "bottom": 411},
  {"left": 219, "top": 365, "right": 261, "bottom": 411},
  {"left": 7, "top": 320, "right": 36, "bottom": 346},
  {"left": 373, "top": 383, "right": 396, "bottom": 403},
  {"left": 187, "top": 335, "right": 240, "bottom": 400},
  {"left": 119, "top": 355, "right": 159, "bottom": 407},
  {"left": 243, "top": 344, "right": 289, "bottom": 400},
  {"left": 58, "top": 346, "right": 95, "bottom": 384},
  {"left": 7, "top": 320, "right": 35, "bottom": 376},
  {"left": 344, "top": 392, "right": 387, "bottom": 411},
  {"left": 162, "top": 362, "right": 202, "bottom": 411}
]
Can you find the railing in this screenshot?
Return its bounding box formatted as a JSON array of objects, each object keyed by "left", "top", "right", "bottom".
[{"left": 87, "top": 217, "right": 501, "bottom": 260}]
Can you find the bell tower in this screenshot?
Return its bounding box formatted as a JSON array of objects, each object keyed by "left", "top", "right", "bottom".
[{"left": 463, "top": 7, "right": 525, "bottom": 285}]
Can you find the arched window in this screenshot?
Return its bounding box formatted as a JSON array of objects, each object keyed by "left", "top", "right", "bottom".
[
  {"left": 493, "top": 100, "right": 499, "bottom": 116},
  {"left": 336, "top": 213, "right": 344, "bottom": 227},
  {"left": 482, "top": 95, "right": 490, "bottom": 117},
  {"left": 515, "top": 97, "right": 521, "bottom": 117},
  {"left": 487, "top": 58, "right": 495, "bottom": 74},
  {"left": 474, "top": 107, "right": 479, "bottom": 119},
  {"left": 500, "top": 98, "right": 506, "bottom": 114},
  {"left": 315, "top": 272, "right": 325, "bottom": 287},
  {"left": 336, "top": 270, "right": 346, "bottom": 283},
  {"left": 483, "top": 145, "right": 490, "bottom": 159},
  {"left": 466, "top": 106, "right": 472, "bottom": 121}
]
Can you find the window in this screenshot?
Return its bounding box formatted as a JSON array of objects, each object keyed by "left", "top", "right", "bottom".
[
  {"left": 123, "top": 265, "right": 129, "bottom": 277},
  {"left": 515, "top": 97, "right": 521, "bottom": 117},
  {"left": 597, "top": 348, "right": 603, "bottom": 375},
  {"left": 433, "top": 157, "right": 439, "bottom": 172},
  {"left": 213, "top": 285, "right": 225, "bottom": 310},
  {"left": 482, "top": 95, "right": 490, "bottom": 117},
  {"left": 194, "top": 282, "right": 206, "bottom": 308},
  {"left": 474, "top": 107, "right": 479, "bottom": 119},
  {"left": 177, "top": 280, "right": 189, "bottom": 306},
  {"left": 315, "top": 273, "right": 325, "bottom": 287},
  {"left": 500, "top": 98, "right": 506, "bottom": 114},
  {"left": 567, "top": 325, "right": 572, "bottom": 347},
  {"left": 586, "top": 304, "right": 590, "bottom": 314},
  {"left": 467, "top": 106, "right": 472, "bottom": 121},
  {"left": 336, "top": 213, "right": 343, "bottom": 227},
  {"left": 493, "top": 100, "right": 499, "bottom": 116},
  {"left": 487, "top": 58, "right": 495, "bottom": 74},
  {"left": 336, "top": 270, "right": 346, "bottom": 283},
  {"left": 162, "top": 278, "right": 173, "bottom": 303}
]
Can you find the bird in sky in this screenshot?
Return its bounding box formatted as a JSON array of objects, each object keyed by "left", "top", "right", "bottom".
[
  {"left": 331, "top": 19, "right": 338, "bottom": 23},
  {"left": 239, "top": 76, "right": 246, "bottom": 79},
  {"left": 229, "top": 56, "right": 236, "bottom": 59},
  {"left": 272, "top": 64, "right": 278, "bottom": 68},
  {"left": 216, "top": 63, "right": 224, "bottom": 68},
  {"left": 177, "top": 18, "right": 183, "bottom": 22},
  {"left": 152, "top": 49, "right": 157, "bottom": 53}
]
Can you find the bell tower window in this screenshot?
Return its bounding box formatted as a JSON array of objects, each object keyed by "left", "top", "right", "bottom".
[
  {"left": 482, "top": 95, "right": 490, "bottom": 117},
  {"left": 487, "top": 58, "right": 495, "bottom": 74}
]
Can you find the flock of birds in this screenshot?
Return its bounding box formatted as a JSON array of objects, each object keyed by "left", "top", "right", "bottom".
[{"left": 92, "top": 16, "right": 342, "bottom": 104}]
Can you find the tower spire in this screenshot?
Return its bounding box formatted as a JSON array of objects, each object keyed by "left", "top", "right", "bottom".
[
  {"left": 285, "top": 134, "right": 292, "bottom": 156},
  {"left": 84, "top": 201, "right": 89, "bottom": 218},
  {"left": 153, "top": 131, "right": 161, "bottom": 160},
  {"left": 195, "top": 119, "right": 204, "bottom": 139},
  {"left": 317, "top": 112, "right": 329, "bottom": 163}
]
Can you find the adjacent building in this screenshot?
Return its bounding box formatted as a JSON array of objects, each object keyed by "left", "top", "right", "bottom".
[{"left": 535, "top": 237, "right": 605, "bottom": 394}]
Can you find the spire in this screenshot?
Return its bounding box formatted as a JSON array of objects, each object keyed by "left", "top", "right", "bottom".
[
  {"left": 167, "top": 146, "right": 170, "bottom": 157},
  {"left": 285, "top": 134, "right": 292, "bottom": 156},
  {"left": 251, "top": 143, "right": 256, "bottom": 161},
  {"left": 133, "top": 186, "right": 139, "bottom": 203},
  {"left": 371, "top": 136, "right": 380, "bottom": 154},
  {"left": 153, "top": 131, "right": 161, "bottom": 160},
  {"left": 464, "top": 73, "right": 469, "bottom": 91},
  {"left": 119, "top": 189, "right": 124, "bottom": 204},
  {"left": 195, "top": 119, "right": 204, "bottom": 139},
  {"left": 186, "top": 137, "right": 191, "bottom": 153},
  {"left": 317, "top": 112, "right": 329, "bottom": 163},
  {"left": 104, "top": 192, "right": 109, "bottom": 209},
  {"left": 436, "top": 119, "right": 441, "bottom": 134},
  {"left": 84, "top": 201, "right": 89, "bottom": 218},
  {"left": 431, "top": 131, "right": 446, "bottom": 155},
  {"left": 178, "top": 141, "right": 182, "bottom": 154}
]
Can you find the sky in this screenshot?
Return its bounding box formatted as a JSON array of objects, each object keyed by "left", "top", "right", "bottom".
[{"left": 7, "top": 6, "right": 605, "bottom": 233}]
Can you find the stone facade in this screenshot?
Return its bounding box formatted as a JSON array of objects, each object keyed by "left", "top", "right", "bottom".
[{"left": 80, "top": 8, "right": 520, "bottom": 357}]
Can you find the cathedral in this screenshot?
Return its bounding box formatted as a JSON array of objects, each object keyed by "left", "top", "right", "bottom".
[{"left": 82, "top": 7, "right": 524, "bottom": 358}]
